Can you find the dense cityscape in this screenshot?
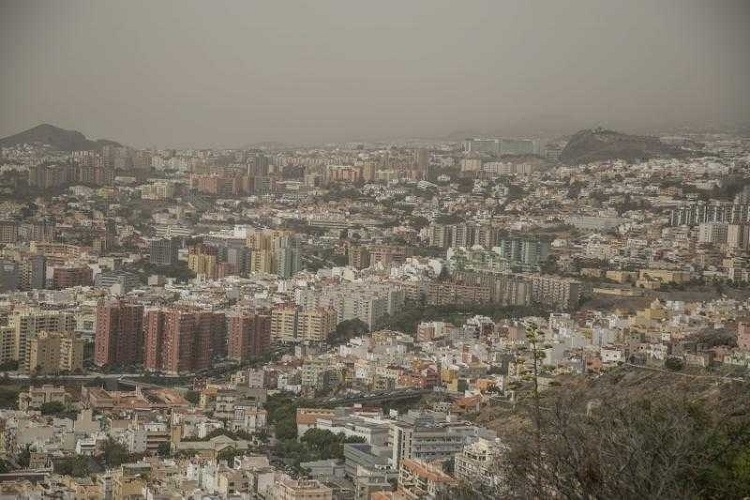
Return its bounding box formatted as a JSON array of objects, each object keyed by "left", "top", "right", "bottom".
[
  {"left": 0, "top": 124, "right": 747, "bottom": 498},
  {"left": 2, "top": 1, "right": 750, "bottom": 499}
]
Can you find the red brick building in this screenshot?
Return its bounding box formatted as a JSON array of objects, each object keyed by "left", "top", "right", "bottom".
[
  {"left": 52, "top": 266, "right": 93, "bottom": 289},
  {"left": 227, "top": 310, "right": 271, "bottom": 362},
  {"left": 144, "top": 308, "right": 226, "bottom": 374},
  {"left": 94, "top": 300, "right": 144, "bottom": 367}
]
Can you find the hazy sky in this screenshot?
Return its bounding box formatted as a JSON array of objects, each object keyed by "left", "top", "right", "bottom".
[{"left": 1, "top": 0, "right": 749, "bottom": 147}]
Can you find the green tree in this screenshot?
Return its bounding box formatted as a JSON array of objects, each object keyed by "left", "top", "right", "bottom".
[
  {"left": 157, "top": 442, "right": 172, "bottom": 457},
  {"left": 54, "top": 456, "right": 90, "bottom": 477},
  {"left": 184, "top": 390, "right": 200, "bottom": 405},
  {"left": 664, "top": 356, "right": 685, "bottom": 371},
  {"left": 17, "top": 444, "right": 31, "bottom": 468},
  {"left": 217, "top": 446, "right": 241, "bottom": 463},
  {"left": 274, "top": 417, "right": 298, "bottom": 441},
  {"left": 39, "top": 401, "right": 67, "bottom": 415},
  {"left": 300, "top": 429, "right": 365, "bottom": 460},
  {"left": 330, "top": 318, "right": 369, "bottom": 344},
  {"left": 0, "top": 386, "right": 20, "bottom": 408},
  {"left": 101, "top": 438, "right": 130, "bottom": 467}
]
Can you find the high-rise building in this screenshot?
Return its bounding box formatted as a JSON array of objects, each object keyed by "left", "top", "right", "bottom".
[
  {"left": 698, "top": 222, "right": 729, "bottom": 244},
  {"left": 187, "top": 244, "right": 219, "bottom": 279},
  {"left": 296, "top": 307, "right": 337, "bottom": 343},
  {"left": 144, "top": 308, "right": 226, "bottom": 374},
  {"left": 727, "top": 225, "right": 749, "bottom": 249},
  {"left": 362, "top": 162, "right": 377, "bottom": 182},
  {"left": 413, "top": 148, "right": 428, "bottom": 180},
  {"left": 9, "top": 308, "right": 76, "bottom": 371},
  {"left": 0, "top": 260, "right": 19, "bottom": 292},
  {"left": 94, "top": 271, "right": 141, "bottom": 294},
  {"left": 0, "top": 221, "right": 18, "bottom": 244},
  {"left": 275, "top": 236, "right": 300, "bottom": 279},
  {"left": 348, "top": 246, "right": 371, "bottom": 270},
  {"left": 19, "top": 255, "right": 46, "bottom": 290},
  {"left": 460, "top": 158, "right": 482, "bottom": 172},
  {"left": 94, "top": 300, "right": 144, "bottom": 368},
  {"left": 149, "top": 238, "right": 180, "bottom": 267},
  {"left": 530, "top": 275, "right": 583, "bottom": 311},
  {"left": 251, "top": 153, "right": 269, "bottom": 177},
  {"left": 24, "top": 220, "right": 56, "bottom": 242},
  {"left": 496, "top": 237, "right": 551, "bottom": 271},
  {"left": 314, "top": 282, "right": 405, "bottom": 329},
  {"left": 227, "top": 311, "right": 271, "bottom": 362},
  {"left": 0, "top": 326, "right": 15, "bottom": 365},
  {"left": 271, "top": 304, "right": 299, "bottom": 343},
  {"left": 52, "top": 266, "right": 93, "bottom": 289},
  {"left": 27, "top": 331, "right": 84, "bottom": 375},
  {"left": 463, "top": 137, "right": 540, "bottom": 155},
  {"left": 368, "top": 245, "right": 413, "bottom": 269}
]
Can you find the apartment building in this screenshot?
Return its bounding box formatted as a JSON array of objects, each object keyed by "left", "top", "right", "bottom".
[
  {"left": 149, "top": 238, "right": 180, "bottom": 266},
  {"left": 9, "top": 308, "right": 76, "bottom": 371},
  {"left": 314, "top": 282, "right": 404, "bottom": 329},
  {"left": 227, "top": 310, "right": 271, "bottom": 362},
  {"left": 144, "top": 308, "right": 226, "bottom": 374},
  {"left": 18, "top": 385, "right": 72, "bottom": 410},
  {"left": 27, "top": 331, "right": 84, "bottom": 375},
  {"left": 297, "top": 307, "right": 337, "bottom": 343},
  {"left": 272, "top": 305, "right": 338, "bottom": 344},
  {"left": 94, "top": 300, "right": 144, "bottom": 367},
  {"left": 272, "top": 477, "right": 333, "bottom": 500},
  {"left": 52, "top": 265, "right": 93, "bottom": 289},
  {"left": 271, "top": 304, "right": 299, "bottom": 343},
  {"left": 389, "top": 412, "right": 492, "bottom": 466},
  {"left": 397, "top": 459, "right": 457, "bottom": 498},
  {"left": 453, "top": 437, "right": 506, "bottom": 492}
]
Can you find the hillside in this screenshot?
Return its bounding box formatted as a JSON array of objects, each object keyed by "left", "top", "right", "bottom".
[
  {"left": 476, "top": 366, "right": 750, "bottom": 498},
  {"left": 0, "top": 124, "right": 121, "bottom": 151},
  {"left": 560, "top": 127, "right": 691, "bottom": 165}
]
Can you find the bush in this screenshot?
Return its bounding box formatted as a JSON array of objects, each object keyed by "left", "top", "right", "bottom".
[
  {"left": 664, "top": 357, "right": 685, "bottom": 371},
  {"left": 40, "top": 401, "right": 66, "bottom": 415},
  {"left": 184, "top": 390, "right": 200, "bottom": 405},
  {"left": 54, "top": 456, "right": 90, "bottom": 477}
]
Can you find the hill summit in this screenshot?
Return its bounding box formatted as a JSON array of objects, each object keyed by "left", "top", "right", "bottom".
[
  {"left": 560, "top": 127, "right": 691, "bottom": 165},
  {"left": 0, "top": 124, "right": 121, "bottom": 151}
]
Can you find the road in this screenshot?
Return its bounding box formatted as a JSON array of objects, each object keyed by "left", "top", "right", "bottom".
[
  {"left": 319, "top": 388, "right": 434, "bottom": 406},
  {"left": 2, "top": 372, "right": 143, "bottom": 380}
]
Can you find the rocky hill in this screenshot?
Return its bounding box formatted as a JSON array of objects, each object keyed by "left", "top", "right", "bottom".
[
  {"left": 560, "top": 127, "right": 691, "bottom": 165},
  {"left": 476, "top": 365, "right": 750, "bottom": 498},
  {"left": 0, "top": 124, "right": 121, "bottom": 151}
]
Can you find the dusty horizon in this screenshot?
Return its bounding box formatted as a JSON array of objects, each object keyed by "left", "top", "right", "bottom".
[{"left": 2, "top": 0, "right": 749, "bottom": 148}]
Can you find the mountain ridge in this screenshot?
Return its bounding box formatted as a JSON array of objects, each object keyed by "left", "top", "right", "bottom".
[
  {"left": 559, "top": 127, "right": 695, "bottom": 165},
  {"left": 0, "top": 124, "right": 121, "bottom": 151}
]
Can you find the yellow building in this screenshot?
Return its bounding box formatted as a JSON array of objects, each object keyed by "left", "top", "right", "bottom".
[
  {"left": 605, "top": 270, "right": 638, "bottom": 283},
  {"left": 187, "top": 250, "right": 218, "bottom": 279},
  {"left": 27, "top": 331, "right": 84, "bottom": 375},
  {"left": 297, "top": 307, "right": 337, "bottom": 343},
  {"left": 9, "top": 308, "right": 76, "bottom": 371},
  {"left": 250, "top": 249, "right": 275, "bottom": 274},
  {"left": 112, "top": 463, "right": 150, "bottom": 500},
  {"left": 271, "top": 305, "right": 299, "bottom": 343},
  {"left": 637, "top": 269, "right": 691, "bottom": 284},
  {"left": 440, "top": 367, "right": 459, "bottom": 384},
  {"left": 246, "top": 230, "right": 277, "bottom": 252}
]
